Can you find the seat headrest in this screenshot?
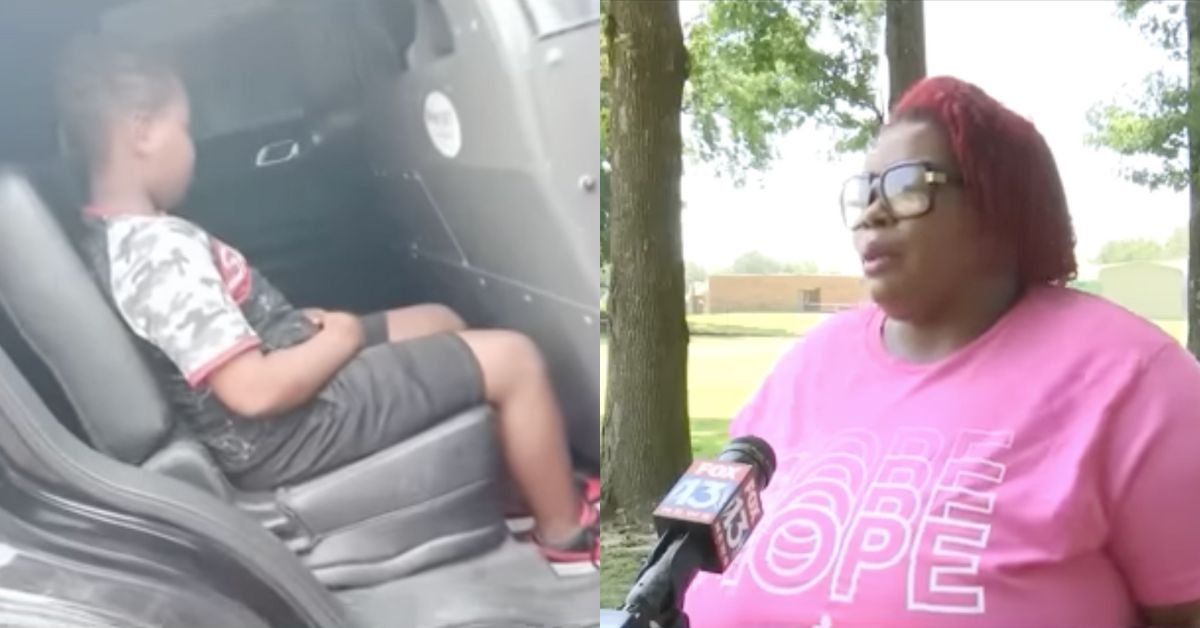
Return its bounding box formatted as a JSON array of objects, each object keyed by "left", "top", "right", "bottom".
[{"left": 0, "top": 168, "right": 172, "bottom": 463}]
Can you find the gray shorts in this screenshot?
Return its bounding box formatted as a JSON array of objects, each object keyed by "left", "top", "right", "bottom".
[
  {"left": 233, "top": 317, "right": 485, "bottom": 490},
  {"left": 359, "top": 311, "right": 390, "bottom": 348}
]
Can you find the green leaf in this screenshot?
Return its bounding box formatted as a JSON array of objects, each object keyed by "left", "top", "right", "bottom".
[
  {"left": 1095, "top": 237, "right": 1167, "bottom": 263},
  {"left": 1115, "top": 0, "right": 1188, "bottom": 60},
  {"left": 685, "top": 0, "right": 884, "bottom": 185},
  {"left": 1087, "top": 69, "right": 1189, "bottom": 192}
]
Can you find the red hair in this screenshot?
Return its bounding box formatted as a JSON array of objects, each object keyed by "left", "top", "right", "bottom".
[{"left": 891, "top": 76, "right": 1077, "bottom": 286}]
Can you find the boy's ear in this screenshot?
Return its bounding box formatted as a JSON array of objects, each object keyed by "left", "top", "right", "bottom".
[{"left": 127, "top": 110, "right": 158, "bottom": 157}]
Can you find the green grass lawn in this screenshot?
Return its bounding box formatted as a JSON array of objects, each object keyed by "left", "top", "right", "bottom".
[
  {"left": 600, "top": 334, "right": 793, "bottom": 608},
  {"left": 600, "top": 336, "right": 794, "bottom": 458},
  {"left": 687, "top": 312, "right": 829, "bottom": 337},
  {"left": 690, "top": 312, "right": 1188, "bottom": 343}
]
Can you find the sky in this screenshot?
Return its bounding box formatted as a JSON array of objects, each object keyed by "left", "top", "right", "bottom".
[{"left": 677, "top": 0, "right": 1188, "bottom": 276}]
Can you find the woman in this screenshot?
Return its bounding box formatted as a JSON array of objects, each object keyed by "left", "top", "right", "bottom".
[{"left": 681, "top": 77, "right": 1200, "bottom": 627}]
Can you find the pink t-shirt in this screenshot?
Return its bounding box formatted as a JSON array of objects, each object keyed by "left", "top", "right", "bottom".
[{"left": 682, "top": 285, "right": 1200, "bottom": 627}]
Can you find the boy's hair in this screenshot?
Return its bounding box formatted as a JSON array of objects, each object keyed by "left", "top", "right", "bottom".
[
  {"left": 55, "top": 37, "right": 181, "bottom": 167},
  {"left": 890, "top": 76, "right": 1078, "bottom": 287}
]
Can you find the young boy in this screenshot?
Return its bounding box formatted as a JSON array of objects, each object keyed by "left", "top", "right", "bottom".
[{"left": 56, "top": 38, "right": 597, "bottom": 574}]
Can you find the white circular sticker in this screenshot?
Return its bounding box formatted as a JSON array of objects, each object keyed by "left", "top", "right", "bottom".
[{"left": 423, "top": 91, "right": 462, "bottom": 159}]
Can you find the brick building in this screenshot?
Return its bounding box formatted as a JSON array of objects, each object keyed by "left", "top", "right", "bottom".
[{"left": 706, "top": 274, "right": 867, "bottom": 313}]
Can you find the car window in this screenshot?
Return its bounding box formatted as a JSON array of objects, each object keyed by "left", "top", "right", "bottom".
[
  {"left": 176, "top": 13, "right": 306, "bottom": 139},
  {"left": 521, "top": 0, "right": 600, "bottom": 38},
  {"left": 350, "top": 0, "right": 416, "bottom": 76},
  {"left": 101, "top": 1, "right": 301, "bottom": 139}
]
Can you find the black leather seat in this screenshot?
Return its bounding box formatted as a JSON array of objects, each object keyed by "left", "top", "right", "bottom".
[{"left": 0, "top": 168, "right": 507, "bottom": 588}]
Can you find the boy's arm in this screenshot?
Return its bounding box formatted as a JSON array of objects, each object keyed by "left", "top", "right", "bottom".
[
  {"left": 109, "top": 221, "right": 361, "bottom": 418},
  {"left": 207, "top": 312, "right": 362, "bottom": 418}
]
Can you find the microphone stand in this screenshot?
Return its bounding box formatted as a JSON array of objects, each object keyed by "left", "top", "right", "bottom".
[{"left": 615, "top": 532, "right": 700, "bottom": 628}]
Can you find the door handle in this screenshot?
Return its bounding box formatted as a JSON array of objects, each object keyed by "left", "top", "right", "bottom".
[{"left": 255, "top": 139, "right": 300, "bottom": 168}]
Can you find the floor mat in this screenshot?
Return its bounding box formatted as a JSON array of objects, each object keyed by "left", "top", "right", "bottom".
[{"left": 336, "top": 538, "right": 599, "bottom": 627}]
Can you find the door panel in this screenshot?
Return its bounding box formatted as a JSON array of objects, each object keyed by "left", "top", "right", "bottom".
[
  {"left": 0, "top": 512, "right": 269, "bottom": 628},
  {"left": 363, "top": 0, "right": 599, "bottom": 307},
  {"left": 356, "top": 0, "right": 601, "bottom": 470}
]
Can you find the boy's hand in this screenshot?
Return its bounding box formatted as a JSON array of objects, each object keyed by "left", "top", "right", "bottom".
[
  {"left": 322, "top": 311, "right": 365, "bottom": 349},
  {"left": 301, "top": 308, "right": 326, "bottom": 328},
  {"left": 209, "top": 309, "right": 363, "bottom": 418}
]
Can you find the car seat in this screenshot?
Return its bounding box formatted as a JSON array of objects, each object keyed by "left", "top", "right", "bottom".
[{"left": 0, "top": 168, "right": 506, "bottom": 589}]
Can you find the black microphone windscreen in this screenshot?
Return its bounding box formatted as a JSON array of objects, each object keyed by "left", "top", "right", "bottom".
[{"left": 717, "top": 435, "right": 776, "bottom": 489}]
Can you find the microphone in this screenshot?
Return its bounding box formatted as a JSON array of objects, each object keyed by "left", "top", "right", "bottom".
[{"left": 611, "top": 436, "right": 776, "bottom": 628}]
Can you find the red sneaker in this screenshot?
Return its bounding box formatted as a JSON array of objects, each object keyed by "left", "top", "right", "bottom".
[
  {"left": 580, "top": 474, "right": 600, "bottom": 504},
  {"left": 535, "top": 501, "right": 599, "bottom": 577}
]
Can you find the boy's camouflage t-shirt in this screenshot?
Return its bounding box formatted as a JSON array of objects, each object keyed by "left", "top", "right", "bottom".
[{"left": 82, "top": 212, "right": 320, "bottom": 475}]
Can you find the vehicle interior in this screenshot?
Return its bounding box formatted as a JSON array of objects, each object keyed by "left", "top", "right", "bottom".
[{"left": 0, "top": 0, "right": 599, "bottom": 626}]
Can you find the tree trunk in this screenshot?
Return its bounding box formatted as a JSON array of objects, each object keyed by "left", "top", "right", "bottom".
[
  {"left": 885, "top": 0, "right": 927, "bottom": 112},
  {"left": 1187, "top": 0, "right": 1200, "bottom": 359},
  {"left": 600, "top": 0, "right": 691, "bottom": 521}
]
